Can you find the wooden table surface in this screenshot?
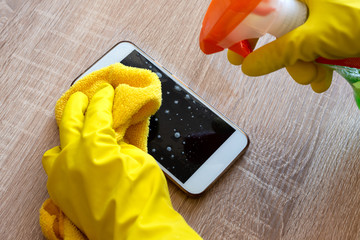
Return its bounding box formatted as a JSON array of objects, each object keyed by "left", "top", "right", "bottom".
[{"left": 1, "top": 1, "right": 360, "bottom": 239}]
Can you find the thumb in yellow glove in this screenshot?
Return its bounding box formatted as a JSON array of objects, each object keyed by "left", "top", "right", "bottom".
[
  {"left": 229, "top": 0, "right": 360, "bottom": 93},
  {"left": 41, "top": 83, "right": 202, "bottom": 239}
]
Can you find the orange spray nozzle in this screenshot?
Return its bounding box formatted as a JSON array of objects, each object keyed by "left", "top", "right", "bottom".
[{"left": 199, "top": 0, "right": 262, "bottom": 57}]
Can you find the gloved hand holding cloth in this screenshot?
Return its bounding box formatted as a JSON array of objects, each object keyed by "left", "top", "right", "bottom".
[{"left": 39, "top": 63, "right": 202, "bottom": 239}]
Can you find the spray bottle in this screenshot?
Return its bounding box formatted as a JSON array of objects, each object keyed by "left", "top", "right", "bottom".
[{"left": 199, "top": 0, "right": 360, "bottom": 109}]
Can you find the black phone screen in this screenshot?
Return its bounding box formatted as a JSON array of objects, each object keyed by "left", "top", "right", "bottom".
[{"left": 121, "top": 50, "right": 235, "bottom": 183}]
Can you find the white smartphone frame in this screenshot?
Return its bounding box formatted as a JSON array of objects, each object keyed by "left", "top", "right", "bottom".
[{"left": 73, "top": 41, "right": 249, "bottom": 196}]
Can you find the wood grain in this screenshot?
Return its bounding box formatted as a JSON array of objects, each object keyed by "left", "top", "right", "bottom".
[{"left": 1, "top": 0, "right": 360, "bottom": 239}]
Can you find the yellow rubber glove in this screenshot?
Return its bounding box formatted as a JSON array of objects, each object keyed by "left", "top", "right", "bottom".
[
  {"left": 41, "top": 84, "right": 202, "bottom": 240},
  {"left": 229, "top": 0, "right": 360, "bottom": 93}
]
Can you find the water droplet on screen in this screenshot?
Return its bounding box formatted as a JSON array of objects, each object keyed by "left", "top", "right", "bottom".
[
  {"left": 174, "top": 132, "right": 181, "bottom": 138},
  {"left": 171, "top": 155, "right": 175, "bottom": 158},
  {"left": 157, "top": 135, "right": 161, "bottom": 139},
  {"left": 181, "top": 151, "right": 185, "bottom": 155},
  {"left": 152, "top": 148, "right": 156, "bottom": 152},
  {"left": 165, "top": 109, "right": 170, "bottom": 114},
  {"left": 185, "top": 94, "right": 190, "bottom": 100},
  {"left": 182, "top": 141, "right": 186, "bottom": 144},
  {"left": 154, "top": 118, "right": 158, "bottom": 121},
  {"left": 174, "top": 100, "right": 179, "bottom": 104},
  {"left": 167, "top": 146, "right": 172, "bottom": 151},
  {"left": 187, "top": 106, "right": 191, "bottom": 110},
  {"left": 174, "top": 85, "right": 181, "bottom": 91},
  {"left": 156, "top": 72, "right": 162, "bottom": 78},
  {"left": 166, "top": 91, "right": 170, "bottom": 95}
]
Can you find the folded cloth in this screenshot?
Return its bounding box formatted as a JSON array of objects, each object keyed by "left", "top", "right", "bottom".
[
  {"left": 55, "top": 63, "right": 161, "bottom": 151},
  {"left": 40, "top": 63, "right": 162, "bottom": 239},
  {"left": 39, "top": 199, "right": 86, "bottom": 240}
]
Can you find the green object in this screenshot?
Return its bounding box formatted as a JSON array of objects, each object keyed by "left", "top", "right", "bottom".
[{"left": 328, "top": 65, "right": 360, "bottom": 109}]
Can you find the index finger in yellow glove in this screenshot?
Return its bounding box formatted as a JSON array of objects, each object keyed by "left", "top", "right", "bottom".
[
  {"left": 227, "top": 37, "right": 333, "bottom": 93},
  {"left": 82, "top": 83, "right": 115, "bottom": 139},
  {"left": 59, "top": 92, "right": 88, "bottom": 149}
]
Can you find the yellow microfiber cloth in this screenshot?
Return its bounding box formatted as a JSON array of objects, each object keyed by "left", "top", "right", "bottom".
[
  {"left": 40, "top": 63, "right": 162, "bottom": 239},
  {"left": 39, "top": 199, "right": 86, "bottom": 240},
  {"left": 55, "top": 63, "right": 161, "bottom": 151}
]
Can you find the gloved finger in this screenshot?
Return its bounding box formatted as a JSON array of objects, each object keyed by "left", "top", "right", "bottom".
[
  {"left": 286, "top": 61, "right": 333, "bottom": 93},
  {"left": 59, "top": 92, "right": 88, "bottom": 148},
  {"left": 286, "top": 61, "right": 318, "bottom": 85},
  {"left": 42, "top": 146, "right": 61, "bottom": 175},
  {"left": 310, "top": 65, "right": 333, "bottom": 93},
  {"left": 227, "top": 50, "right": 245, "bottom": 66},
  {"left": 227, "top": 38, "right": 259, "bottom": 66},
  {"left": 241, "top": 25, "right": 316, "bottom": 76},
  {"left": 83, "top": 83, "right": 115, "bottom": 134}
]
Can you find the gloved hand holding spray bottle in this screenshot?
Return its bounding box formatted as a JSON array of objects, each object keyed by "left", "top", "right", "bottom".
[{"left": 199, "top": 0, "right": 360, "bottom": 108}]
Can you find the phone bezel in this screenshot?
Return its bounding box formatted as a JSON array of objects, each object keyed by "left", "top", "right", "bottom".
[{"left": 72, "top": 41, "right": 249, "bottom": 196}]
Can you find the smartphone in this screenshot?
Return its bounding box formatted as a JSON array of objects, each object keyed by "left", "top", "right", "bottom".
[{"left": 73, "top": 41, "right": 249, "bottom": 195}]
